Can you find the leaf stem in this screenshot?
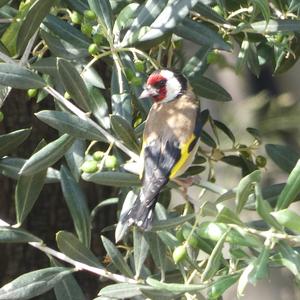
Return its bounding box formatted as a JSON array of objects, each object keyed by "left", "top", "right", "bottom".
[
  {"left": 45, "top": 86, "right": 140, "bottom": 161},
  {"left": 0, "top": 218, "right": 137, "bottom": 284}
]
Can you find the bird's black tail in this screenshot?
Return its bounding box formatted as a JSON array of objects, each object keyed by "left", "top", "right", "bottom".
[{"left": 121, "top": 194, "right": 159, "bottom": 231}]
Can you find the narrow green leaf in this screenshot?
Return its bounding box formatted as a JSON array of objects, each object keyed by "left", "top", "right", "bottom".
[
  {"left": 0, "top": 267, "right": 73, "bottom": 300},
  {"left": 146, "top": 232, "right": 166, "bottom": 278},
  {"left": 19, "top": 134, "right": 75, "bottom": 176},
  {"left": 266, "top": 144, "right": 300, "bottom": 173},
  {"left": 190, "top": 77, "right": 232, "bottom": 102},
  {"left": 197, "top": 222, "right": 262, "bottom": 247},
  {"left": 250, "top": 19, "right": 300, "bottom": 34},
  {"left": 201, "top": 230, "right": 228, "bottom": 281},
  {"left": 277, "top": 241, "right": 300, "bottom": 278},
  {"left": 207, "top": 273, "right": 240, "bottom": 300},
  {"left": 88, "top": 0, "right": 113, "bottom": 33},
  {"left": 151, "top": 214, "right": 195, "bottom": 231},
  {"left": 276, "top": 159, "right": 300, "bottom": 210},
  {"left": 249, "top": 245, "right": 270, "bottom": 282},
  {"left": 98, "top": 283, "right": 149, "bottom": 298},
  {"left": 91, "top": 198, "right": 119, "bottom": 221},
  {"left": 133, "top": 228, "right": 149, "bottom": 278},
  {"left": 56, "top": 231, "right": 101, "bottom": 268},
  {"left": 52, "top": 260, "right": 86, "bottom": 300},
  {"left": 182, "top": 223, "right": 214, "bottom": 254},
  {"left": 138, "top": 0, "right": 200, "bottom": 43},
  {"left": 115, "top": 191, "right": 138, "bottom": 242},
  {"left": 82, "top": 171, "right": 140, "bottom": 187},
  {"left": 41, "top": 30, "right": 88, "bottom": 59},
  {"left": 15, "top": 140, "right": 47, "bottom": 225},
  {"left": 43, "top": 15, "right": 90, "bottom": 48},
  {"left": 88, "top": 87, "right": 109, "bottom": 128},
  {"left": 237, "top": 246, "right": 270, "bottom": 297},
  {"left": 35, "top": 110, "right": 105, "bottom": 141},
  {"left": 101, "top": 235, "right": 134, "bottom": 277},
  {"left": 0, "top": 157, "right": 60, "bottom": 183},
  {"left": 60, "top": 166, "right": 91, "bottom": 247},
  {"left": 0, "top": 128, "right": 31, "bottom": 157},
  {"left": 174, "top": 18, "right": 230, "bottom": 51},
  {"left": 236, "top": 170, "right": 261, "bottom": 214},
  {"left": 121, "top": 0, "right": 168, "bottom": 45},
  {"left": 255, "top": 185, "right": 282, "bottom": 230},
  {"left": 216, "top": 207, "right": 244, "bottom": 226},
  {"left": 146, "top": 277, "right": 206, "bottom": 293},
  {"left": 57, "top": 59, "right": 91, "bottom": 111},
  {"left": 271, "top": 209, "right": 300, "bottom": 233},
  {"left": 110, "top": 115, "right": 140, "bottom": 153},
  {"left": 200, "top": 130, "right": 217, "bottom": 148},
  {"left": 82, "top": 66, "right": 105, "bottom": 89},
  {"left": 0, "top": 63, "right": 45, "bottom": 89},
  {"left": 65, "top": 139, "right": 85, "bottom": 182},
  {"left": 157, "top": 231, "right": 180, "bottom": 249},
  {"left": 183, "top": 46, "right": 211, "bottom": 79},
  {"left": 17, "top": 0, "right": 54, "bottom": 54},
  {"left": 0, "top": 226, "right": 41, "bottom": 243},
  {"left": 193, "top": 2, "right": 227, "bottom": 24},
  {"left": 214, "top": 120, "right": 235, "bottom": 144},
  {"left": 31, "top": 57, "right": 58, "bottom": 77},
  {"left": 113, "top": 3, "right": 140, "bottom": 35},
  {"left": 64, "top": 0, "right": 88, "bottom": 13},
  {"left": 141, "top": 288, "right": 179, "bottom": 300},
  {"left": 111, "top": 93, "right": 132, "bottom": 123},
  {"left": 250, "top": 0, "right": 270, "bottom": 23}
]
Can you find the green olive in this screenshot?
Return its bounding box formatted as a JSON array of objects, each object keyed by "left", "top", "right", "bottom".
[
  {"left": 81, "top": 160, "right": 98, "bottom": 173},
  {"left": 93, "top": 151, "right": 104, "bottom": 161},
  {"left": 131, "top": 77, "right": 143, "bottom": 86},
  {"left": 93, "top": 33, "right": 103, "bottom": 46},
  {"left": 172, "top": 245, "right": 187, "bottom": 264},
  {"left": 105, "top": 155, "right": 118, "bottom": 170},
  {"left": 0, "top": 111, "right": 4, "bottom": 122},
  {"left": 84, "top": 10, "right": 97, "bottom": 21},
  {"left": 88, "top": 43, "right": 98, "bottom": 55},
  {"left": 70, "top": 11, "right": 82, "bottom": 24},
  {"left": 256, "top": 155, "right": 267, "bottom": 167},
  {"left": 27, "top": 89, "right": 38, "bottom": 98},
  {"left": 134, "top": 60, "right": 145, "bottom": 72},
  {"left": 81, "top": 23, "right": 93, "bottom": 36}
]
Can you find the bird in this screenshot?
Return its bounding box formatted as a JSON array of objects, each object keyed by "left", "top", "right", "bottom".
[{"left": 120, "top": 69, "right": 203, "bottom": 231}]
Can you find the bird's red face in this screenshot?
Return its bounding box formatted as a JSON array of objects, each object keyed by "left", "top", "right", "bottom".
[{"left": 139, "top": 70, "right": 184, "bottom": 103}]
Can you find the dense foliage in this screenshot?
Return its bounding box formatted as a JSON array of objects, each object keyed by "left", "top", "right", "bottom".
[{"left": 0, "top": 0, "right": 300, "bottom": 299}]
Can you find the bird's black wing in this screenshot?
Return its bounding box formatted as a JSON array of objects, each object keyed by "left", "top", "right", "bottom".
[{"left": 140, "top": 138, "right": 181, "bottom": 208}]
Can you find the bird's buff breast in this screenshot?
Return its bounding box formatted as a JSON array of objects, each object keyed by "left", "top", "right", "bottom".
[{"left": 144, "top": 97, "right": 198, "bottom": 143}]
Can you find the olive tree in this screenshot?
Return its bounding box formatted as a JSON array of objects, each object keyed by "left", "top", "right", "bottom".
[{"left": 0, "top": 0, "right": 300, "bottom": 299}]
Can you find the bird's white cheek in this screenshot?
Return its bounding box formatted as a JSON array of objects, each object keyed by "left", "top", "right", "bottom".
[{"left": 163, "top": 77, "right": 181, "bottom": 102}]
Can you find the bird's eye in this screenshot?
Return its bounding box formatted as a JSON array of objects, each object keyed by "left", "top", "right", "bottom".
[{"left": 154, "top": 79, "right": 166, "bottom": 88}]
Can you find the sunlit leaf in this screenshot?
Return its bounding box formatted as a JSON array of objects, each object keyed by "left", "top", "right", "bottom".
[
  {"left": 0, "top": 267, "right": 73, "bottom": 300},
  {"left": 0, "top": 63, "right": 45, "bottom": 89},
  {"left": 19, "top": 134, "right": 75, "bottom": 176},
  {"left": 101, "top": 235, "right": 134, "bottom": 277},
  {"left": 60, "top": 166, "right": 91, "bottom": 247},
  {"left": 0, "top": 128, "right": 31, "bottom": 157}
]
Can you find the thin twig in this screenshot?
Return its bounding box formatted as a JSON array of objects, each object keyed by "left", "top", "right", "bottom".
[
  {"left": 20, "top": 30, "right": 38, "bottom": 66},
  {"left": 44, "top": 86, "right": 140, "bottom": 162},
  {"left": 0, "top": 218, "right": 137, "bottom": 284}
]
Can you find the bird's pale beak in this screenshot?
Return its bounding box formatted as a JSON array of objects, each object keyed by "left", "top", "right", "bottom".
[{"left": 139, "top": 86, "right": 158, "bottom": 99}]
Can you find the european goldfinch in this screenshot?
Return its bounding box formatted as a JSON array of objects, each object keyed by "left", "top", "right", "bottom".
[{"left": 121, "top": 69, "right": 203, "bottom": 230}]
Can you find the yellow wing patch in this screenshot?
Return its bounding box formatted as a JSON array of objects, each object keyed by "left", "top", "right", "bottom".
[{"left": 169, "top": 134, "right": 196, "bottom": 179}]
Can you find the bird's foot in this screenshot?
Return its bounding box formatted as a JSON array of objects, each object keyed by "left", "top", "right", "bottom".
[{"left": 173, "top": 176, "right": 195, "bottom": 196}]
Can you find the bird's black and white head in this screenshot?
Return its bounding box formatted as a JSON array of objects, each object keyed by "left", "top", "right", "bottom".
[{"left": 139, "top": 69, "right": 187, "bottom": 103}]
